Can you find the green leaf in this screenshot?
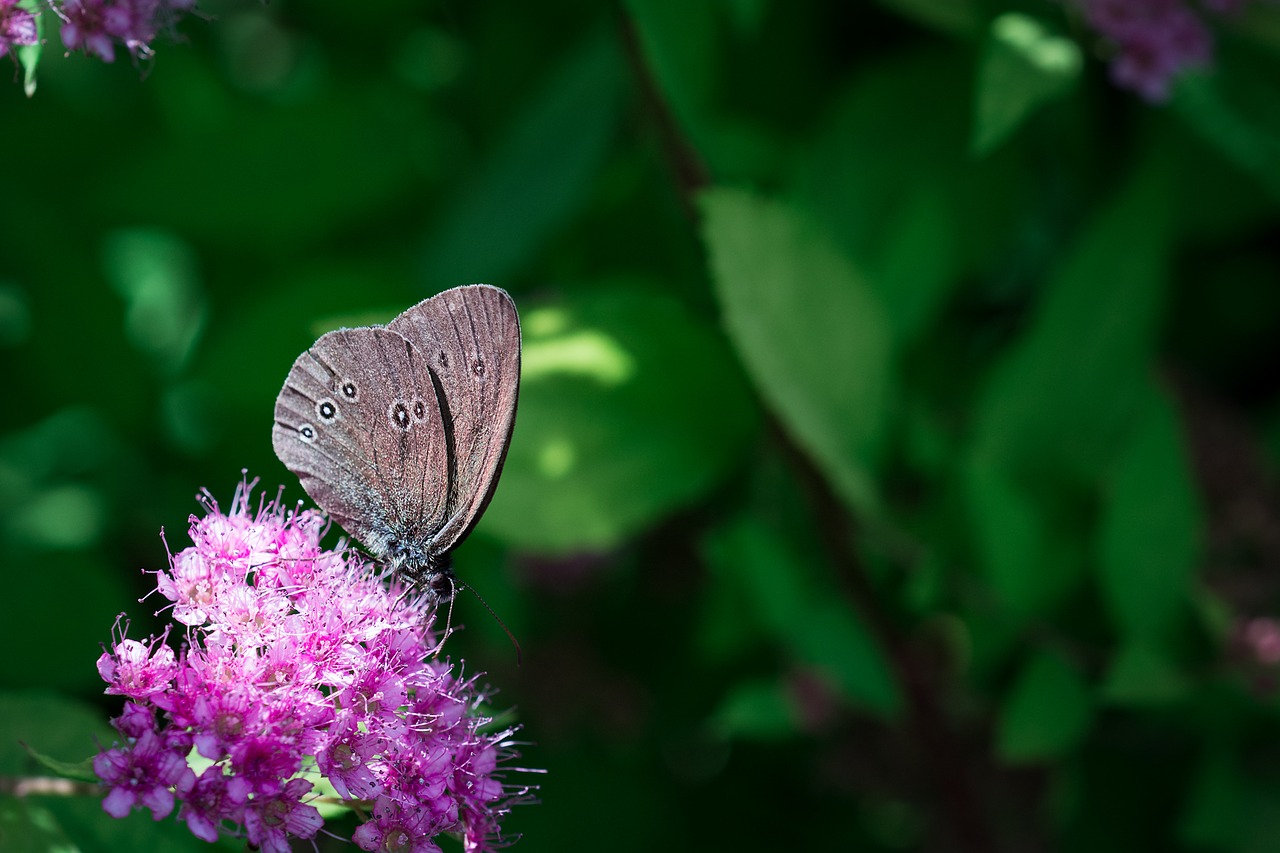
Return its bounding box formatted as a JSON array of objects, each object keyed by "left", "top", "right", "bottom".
[
  {"left": 872, "top": 186, "right": 959, "bottom": 346},
  {"left": 718, "top": 0, "right": 768, "bottom": 35},
  {"left": 962, "top": 452, "right": 1084, "bottom": 618},
  {"left": 479, "top": 283, "right": 756, "bottom": 553},
  {"left": 704, "top": 519, "right": 902, "bottom": 717},
  {"left": 1173, "top": 52, "right": 1280, "bottom": 203},
  {"left": 961, "top": 611, "right": 1024, "bottom": 681},
  {"left": 1097, "top": 383, "right": 1201, "bottom": 644},
  {"left": 0, "top": 551, "right": 137, "bottom": 692},
  {"left": 100, "top": 78, "right": 427, "bottom": 250},
  {"left": 197, "top": 262, "right": 404, "bottom": 413},
  {"left": 794, "top": 596, "right": 900, "bottom": 717},
  {"left": 38, "top": 793, "right": 238, "bottom": 853},
  {"left": 622, "top": 0, "right": 720, "bottom": 153},
  {"left": 102, "top": 229, "right": 206, "bottom": 377},
  {"left": 1100, "top": 640, "right": 1189, "bottom": 705},
  {"left": 709, "top": 678, "right": 797, "bottom": 740},
  {"left": 16, "top": 0, "right": 42, "bottom": 98},
  {"left": 420, "top": 29, "right": 624, "bottom": 286},
  {"left": 996, "top": 653, "right": 1093, "bottom": 763},
  {"left": 705, "top": 518, "right": 813, "bottom": 640},
  {"left": 1178, "top": 745, "right": 1244, "bottom": 849},
  {"left": 876, "top": 0, "right": 981, "bottom": 36},
  {"left": 700, "top": 188, "right": 892, "bottom": 514},
  {"left": 0, "top": 796, "right": 81, "bottom": 853},
  {"left": 1235, "top": 782, "right": 1280, "bottom": 853},
  {"left": 971, "top": 13, "right": 1081, "bottom": 156},
  {"left": 972, "top": 155, "right": 1172, "bottom": 485},
  {"left": 0, "top": 695, "right": 207, "bottom": 852},
  {"left": 0, "top": 692, "right": 114, "bottom": 777},
  {"left": 793, "top": 49, "right": 999, "bottom": 340},
  {"left": 23, "top": 748, "right": 97, "bottom": 784}
]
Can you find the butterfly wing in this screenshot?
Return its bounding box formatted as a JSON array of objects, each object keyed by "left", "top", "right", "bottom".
[
  {"left": 272, "top": 326, "right": 452, "bottom": 560},
  {"left": 388, "top": 284, "right": 521, "bottom": 553}
]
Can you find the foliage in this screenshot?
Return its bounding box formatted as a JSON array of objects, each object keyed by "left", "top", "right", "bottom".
[{"left": 4, "top": 1, "right": 1280, "bottom": 851}]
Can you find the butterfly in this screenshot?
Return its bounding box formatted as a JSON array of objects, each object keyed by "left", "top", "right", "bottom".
[{"left": 272, "top": 284, "right": 520, "bottom": 607}]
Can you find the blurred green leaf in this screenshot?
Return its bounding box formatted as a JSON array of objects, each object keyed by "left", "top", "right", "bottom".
[
  {"left": 24, "top": 748, "right": 96, "bottom": 785},
  {"left": 796, "top": 596, "right": 900, "bottom": 717},
  {"left": 0, "top": 409, "right": 142, "bottom": 692},
  {"left": 98, "top": 71, "right": 432, "bottom": 251},
  {"left": 705, "top": 518, "right": 814, "bottom": 640},
  {"left": 0, "top": 692, "right": 112, "bottom": 775},
  {"left": 16, "top": 0, "right": 41, "bottom": 98},
  {"left": 0, "top": 551, "right": 137, "bottom": 692},
  {"left": 972, "top": 13, "right": 1081, "bottom": 156},
  {"left": 0, "top": 283, "right": 31, "bottom": 346},
  {"left": 623, "top": 0, "right": 720, "bottom": 154},
  {"left": 7, "top": 484, "right": 105, "bottom": 551},
  {"left": 1235, "top": 783, "right": 1280, "bottom": 853},
  {"left": 718, "top": 0, "right": 768, "bottom": 35},
  {"left": 197, "top": 262, "right": 405, "bottom": 418},
  {"left": 480, "top": 283, "right": 756, "bottom": 553},
  {"left": 420, "top": 29, "right": 624, "bottom": 287},
  {"left": 872, "top": 186, "right": 958, "bottom": 346},
  {"left": 1100, "top": 640, "right": 1189, "bottom": 705},
  {"left": 972, "top": 155, "right": 1172, "bottom": 484},
  {"left": 159, "top": 380, "right": 220, "bottom": 455},
  {"left": 1178, "top": 745, "right": 1244, "bottom": 849},
  {"left": 997, "top": 653, "right": 1093, "bottom": 763},
  {"left": 1174, "top": 51, "right": 1280, "bottom": 203},
  {"left": 1097, "top": 383, "right": 1200, "bottom": 645},
  {"left": 793, "top": 49, "right": 1007, "bottom": 331},
  {"left": 876, "top": 0, "right": 980, "bottom": 35},
  {"left": 704, "top": 519, "right": 902, "bottom": 717},
  {"left": 962, "top": 452, "right": 1084, "bottom": 618},
  {"left": 709, "top": 678, "right": 797, "bottom": 740},
  {"left": 700, "top": 188, "right": 892, "bottom": 514},
  {"left": 0, "top": 694, "right": 255, "bottom": 852},
  {"left": 0, "top": 796, "right": 80, "bottom": 853},
  {"left": 957, "top": 610, "right": 1024, "bottom": 681},
  {"left": 38, "top": 793, "right": 237, "bottom": 853},
  {"left": 102, "top": 229, "right": 205, "bottom": 378}
]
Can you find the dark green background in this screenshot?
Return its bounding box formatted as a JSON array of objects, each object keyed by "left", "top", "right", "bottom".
[{"left": 4, "top": 1, "right": 1280, "bottom": 851}]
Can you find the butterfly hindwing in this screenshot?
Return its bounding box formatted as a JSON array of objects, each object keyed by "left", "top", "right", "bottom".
[{"left": 387, "top": 284, "right": 521, "bottom": 553}]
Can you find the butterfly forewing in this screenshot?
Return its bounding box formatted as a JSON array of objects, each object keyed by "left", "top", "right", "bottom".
[
  {"left": 272, "top": 327, "right": 452, "bottom": 560},
  {"left": 387, "top": 284, "right": 521, "bottom": 552}
]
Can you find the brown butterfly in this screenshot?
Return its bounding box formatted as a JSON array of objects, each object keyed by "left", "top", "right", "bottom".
[{"left": 272, "top": 284, "right": 521, "bottom": 606}]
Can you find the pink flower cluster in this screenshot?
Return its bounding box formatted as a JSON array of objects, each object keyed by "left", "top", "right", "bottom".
[
  {"left": 95, "top": 481, "right": 534, "bottom": 853},
  {"left": 1, "top": 0, "right": 196, "bottom": 63},
  {"left": 0, "top": 0, "right": 37, "bottom": 57},
  {"left": 1072, "top": 0, "right": 1253, "bottom": 101}
]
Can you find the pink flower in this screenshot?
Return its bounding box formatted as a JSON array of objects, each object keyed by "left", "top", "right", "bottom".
[
  {"left": 112, "top": 702, "right": 157, "bottom": 739},
  {"left": 94, "top": 480, "right": 536, "bottom": 851},
  {"left": 58, "top": 0, "right": 116, "bottom": 61},
  {"left": 1068, "top": 0, "right": 1246, "bottom": 102},
  {"left": 0, "top": 0, "right": 37, "bottom": 58},
  {"left": 243, "top": 777, "right": 323, "bottom": 853},
  {"left": 56, "top": 0, "right": 197, "bottom": 62},
  {"left": 317, "top": 712, "right": 385, "bottom": 799},
  {"left": 178, "top": 768, "right": 250, "bottom": 842},
  {"left": 97, "top": 635, "right": 178, "bottom": 700},
  {"left": 353, "top": 796, "right": 445, "bottom": 853},
  {"left": 94, "top": 729, "right": 195, "bottom": 819},
  {"left": 1246, "top": 617, "right": 1280, "bottom": 665}
]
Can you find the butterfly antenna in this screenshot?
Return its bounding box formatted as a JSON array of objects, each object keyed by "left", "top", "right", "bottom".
[
  {"left": 432, "top": 578, "right": 463, "bottom": 655},
  {"left": 465, "top": 584, "right": 523, "bottom": 666}
]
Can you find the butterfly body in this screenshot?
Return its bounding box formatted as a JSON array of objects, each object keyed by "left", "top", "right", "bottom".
[{"left": 272, "top": 284, "right": 521, "bottom": 605}]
